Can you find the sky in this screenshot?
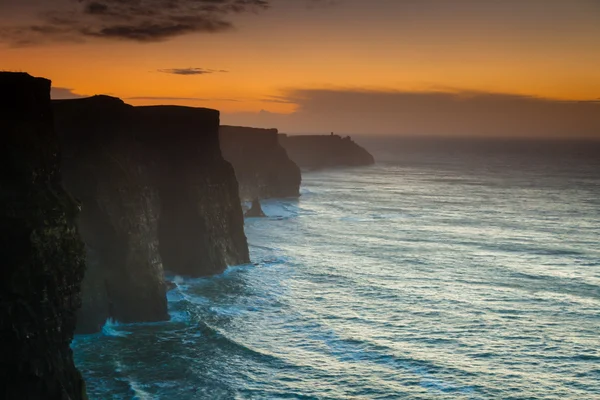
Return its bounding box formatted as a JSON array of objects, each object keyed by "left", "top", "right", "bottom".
[{"left": 1, "top": 0, "right": 599, "bottom": 137}]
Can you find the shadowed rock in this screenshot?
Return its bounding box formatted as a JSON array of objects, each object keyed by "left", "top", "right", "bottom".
[
  {"left": 279, "top": 133, "right": 375, "bottom": 170},
  {"left": 0, "top": 72, "right": 87, "bottom": 399},
  {"left": 244, "top": 199, "right": 267, "bottom": 218},
  {"left": 53, "top": 96, "right": 168, "bottom": 333},
  {"left": 220, "top": 126, "right": 301, "bottom": 200},
  {"left": 139, "top": 107, "right": 249, "bottom": 277},
  {"left": 53, "top": 96, "right": 249, "bottom": 333}
]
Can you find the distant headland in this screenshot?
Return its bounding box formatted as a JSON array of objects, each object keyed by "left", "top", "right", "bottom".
[{"left": 279, "top": 133, "right": 375, "bottom": 170}]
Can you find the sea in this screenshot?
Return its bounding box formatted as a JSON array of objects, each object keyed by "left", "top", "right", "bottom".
[{"left": 72, "top": 137, "right": 600, "bottom": 399}]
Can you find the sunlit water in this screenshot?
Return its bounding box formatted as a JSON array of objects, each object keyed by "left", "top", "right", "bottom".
[{"left": 73, "top": 140, "right": 600, "bottom": 399}]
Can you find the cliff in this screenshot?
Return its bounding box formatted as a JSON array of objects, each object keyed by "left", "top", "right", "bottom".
[
  {"left": 138, "top": 107, "right": 249, "bottom": 277},
  {"left": 0, "top": 73, "right": 87, "bottom": 399},
  {"left": 220, "top": 126, "right": 301, "bottom": 200},
  {"left": 53, "top": 96, "right": 168, "bottom": 334},
  {"left": 279, "top": 134, "right": 375, "bottom": 169},
  {"left": 53, "top": 97, "right": 249, "bottom": 333}
]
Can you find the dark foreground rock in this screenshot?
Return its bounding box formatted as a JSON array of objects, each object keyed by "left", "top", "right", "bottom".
[
  {"left": 0, "top": 73, "right": 87, "bottom": 399},
  {"left": 279, "top": 134, "right": 375, "bottom": 169},
  {"left": 220, "top": 126, "right": 301, "bottom": 200},
  {"left": 53, "top": 97, "right": 249, "bottom": 333},
  {"left": 244, "top": 199, "right": 267, "bottom": 218}
]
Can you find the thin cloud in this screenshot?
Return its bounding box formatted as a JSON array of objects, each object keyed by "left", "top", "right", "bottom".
[
  {"left": 51, "top": 87, "right": 87, "bottom": 99},
  {"left": 127, "top": 96, "right": 240, "bottom": 102},
  {"left": 306, "top": 0, "right": 340, "bottom": 9},
  {"left": 260, "top": 95, "right": 296, "bottom": 104},
  {"left": 157, "top": 68, "right": 229, "bottom": 76}
]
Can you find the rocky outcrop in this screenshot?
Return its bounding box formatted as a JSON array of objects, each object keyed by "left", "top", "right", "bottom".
[
  {"left": 1, "top": 73, "right": 87, "bottom": 399},
  {"left": 279, "top": 134, "right": 375, "bottom": 169},
  {"left": 220, "top": 126, "right": 301, "bottom": 200},
  {"left": 53, "top": 97, "right": 249, "bottom": 333},
  {"left": 245, "top": 199, "right": 267, "bottom": 218}
]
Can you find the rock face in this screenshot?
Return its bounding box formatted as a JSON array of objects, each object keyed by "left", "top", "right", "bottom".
[
  {"left": 220, "top": 126, "right": 301, "bottom": 200},
  {"left": 53, "top": 96, "right": 168, "bottom": 334},
  {"left": 0, "top": 73, "right": 87, "bottom": 399},
  {"left": 53, "top": 97, "right": 249, "bottom": 333},
  {"left": 279, "top": 134, "right": 375, "bottom": 169},
  {"left": 140, "top": 108, "right": 249, "bottom": 277}
]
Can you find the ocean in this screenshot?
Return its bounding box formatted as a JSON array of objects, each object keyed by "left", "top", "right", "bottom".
[{"left": 72, "top": 138, "right": 600, "bottom": 399}]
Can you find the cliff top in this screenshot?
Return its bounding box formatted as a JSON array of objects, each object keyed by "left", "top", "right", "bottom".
[
  {"left": 53, "top": 96, "right": 222, "bottom": 147},
  {"left": 0, "top": 71, "right": 49, "bottom": 82},
  {"left": 137, "top": 105, "right": 219, "bottom": 120},
  {"left": 52, "top": 95, "right": 130, "bottom": 117},
  {"left": 53, "top": 94, "right": 126, "bottom": 106},
  {"left": 221, "top": 125, "right": 279, "bottom": 135},
  {"left": 280, "top": 134, "right": 350, "bottom": 141},
  {"left": 0, "top": 72, "right": 51, "bottom": 114},
  {"left": 53, "top": 97, "right": 220, "bottom": 129},
  {"left": 53, "top": 96, "right": 218, "bottom": 118}
]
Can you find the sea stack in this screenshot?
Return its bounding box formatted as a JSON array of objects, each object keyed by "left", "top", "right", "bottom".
[
  {"left": 245, "top": 199, "right": 267, "bottom": 218},
  {"left": 0, "top": 73, "right": 87, "bottom": 399},
  {"left": 220, "top": 126, "right": 301, "bottom": 200},
  {"left": 279, "top": 133, "right": 375, "bottom": 169}
]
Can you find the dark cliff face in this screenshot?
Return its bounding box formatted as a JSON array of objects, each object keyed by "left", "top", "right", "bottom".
[
  {"left": 279, "top": 134, "right": 375, "bottom": 170},
  {"left": 53, "top": 98, "right": 249, "bottom": 332},
  {"left": 53, "top": 96, "right": 168, "bottom": 334},
  {"left": 137, "top": 108, "right": 249, "bottom": 277},
  {"left": 0, "top": 73, "right": 87, "bottom": 399},
  {"left": 220, "top": 126, "right": 301, "bottom": 200}
]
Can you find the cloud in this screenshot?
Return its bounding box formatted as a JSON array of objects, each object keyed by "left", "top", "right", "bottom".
[
  {"left": 0, "top": 0, "right": 271, "bottom": 45},
  {"left": 305, "top": 0, "right": 340, "bottom": 9},
  {"left": 51, "top": 87, "right": 86, "bottom": 99},
  {"left": 260, "top": 95, "right": 296, "bottom": 104},
  {"left": 221, "top": 88, "right": 600, "bottom": 138},
  {"left": 127, "top": 96, "right": 240, "bottom": 102},
  {"left": 157, "top": 68, "right": 229, "bottom": 75}
]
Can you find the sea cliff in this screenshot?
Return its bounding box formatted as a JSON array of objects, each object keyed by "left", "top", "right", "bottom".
[
  {"left": 220, "top": 126, "right": 301, "bottom": 200},
  {"left": 0, "top": 72, "right": 87, "bottom": 399},
  {"left": 279, "top": 134, "right": 375, "bottom": 169},
  {"left": 53, "top": 96, "right": 168, "bottom": 333},
  {"left": 53, "top": 96, "right": 249, "bottom": 333}
]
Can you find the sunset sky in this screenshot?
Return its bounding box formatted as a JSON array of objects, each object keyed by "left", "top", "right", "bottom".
[{"left": 2, "top": 0, "right": 599, "bottom": 136}]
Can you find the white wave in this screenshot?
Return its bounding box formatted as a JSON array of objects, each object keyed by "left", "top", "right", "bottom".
[
  {"left": 167, "top": 310, "right": 191, "bottom": 323},
  {"left": 129, "top": 379, "right": 157, "bottom": 400},
  {"left": 101, "top": 319, "right": 131, "bottom": 337}
]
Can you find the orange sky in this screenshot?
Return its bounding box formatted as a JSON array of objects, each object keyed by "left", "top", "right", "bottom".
[{"left": 1, "top": 0, "right": 599, "bottom": 135}]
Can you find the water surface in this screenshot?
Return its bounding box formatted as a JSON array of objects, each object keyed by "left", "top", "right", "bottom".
[{"left": 73, "top": 140, "right": 600, "bottom": 399}]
